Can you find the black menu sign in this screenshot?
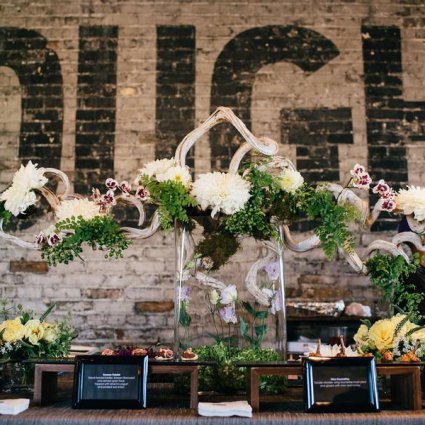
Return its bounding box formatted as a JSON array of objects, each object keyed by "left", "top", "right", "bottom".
[
  {"left": 73, "top": 355, "right": 148, "bottom": 409},
  {"left": 304, "top": 357, "right": 379, "bottom": 413}
]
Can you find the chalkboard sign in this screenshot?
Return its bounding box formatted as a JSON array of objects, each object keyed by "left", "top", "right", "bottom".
[
  {"left": 73, "top": 355, "right": 148, "bottom": 409},
  {"left": 304, "top": 357, "right": 379, "bottom": 413}
]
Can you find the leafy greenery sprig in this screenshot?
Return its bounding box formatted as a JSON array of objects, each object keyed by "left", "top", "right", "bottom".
[
  {"left": 141, "top": 177, "right": 197, "bottom": 230},
  {"left": 41, "top": 215, "right": 130, "bottom": 266},
  {"left": 0, "top": 202, "right": 12, "bottom": 228},
  {"left": 225, "top": 167, "right": 281, "bottom": 239},
  {"left": 304, "top": 188, "right": 359, "bottom": 260},
  {"left": 365, "top": 253, "right": 424, "bottom": 321}
]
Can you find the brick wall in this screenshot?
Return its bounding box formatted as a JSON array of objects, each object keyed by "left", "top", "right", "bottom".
[{"left": 0, "top": 0, "right": 425, "bottom": 347}]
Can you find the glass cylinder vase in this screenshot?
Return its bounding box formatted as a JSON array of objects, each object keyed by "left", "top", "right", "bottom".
[
  {"left": 1, "top": 361, "right": 35, "bottom": 394},
  {"left": 174, "top": 216, "right": 287, "bottom": 359}
]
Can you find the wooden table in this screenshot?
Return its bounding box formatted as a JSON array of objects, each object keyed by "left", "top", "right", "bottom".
[
  {"left": 32, "top": 359, "right": 213, "bottom": 409},
  {"left": 238, "top": 361, "right": 423, "bottom": 412}
]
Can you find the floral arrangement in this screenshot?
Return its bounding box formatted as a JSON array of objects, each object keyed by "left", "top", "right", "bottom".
[
  {"left": 37, "top": 182, "right": 132, "bottom": 267},
  {"left": 353, "top": 315, "right": 425, "bottom": 362},
  {"left": 0, "top": 300, "right": 76, "bottom": 361}
]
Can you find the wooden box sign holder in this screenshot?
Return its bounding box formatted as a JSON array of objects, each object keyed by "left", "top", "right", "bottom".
[
  {"left": 241, "top": 361, "right": 422, "bottom": 412},
  {"left": 72, "top": 356, "right": 149, "bottom": 409},
  {"left": 33, "top": 359, "right": 204, "bottom": 409}
]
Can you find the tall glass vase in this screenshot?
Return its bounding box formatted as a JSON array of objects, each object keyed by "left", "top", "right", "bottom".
[{"left": 174, "top": 217, "right": 287, "bottom": 359}]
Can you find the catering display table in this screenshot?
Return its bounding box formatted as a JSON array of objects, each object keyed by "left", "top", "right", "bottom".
[
  {"left": 32, "top": 359, "right": 214, "bottom": 409},
  {"left": 238, "top": 361, "right": 423, "bottom": 412}
]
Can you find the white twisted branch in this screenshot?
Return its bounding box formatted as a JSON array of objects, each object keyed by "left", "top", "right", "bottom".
[{"left": 175, "top": 107, "right": 279, "bottom": 170}]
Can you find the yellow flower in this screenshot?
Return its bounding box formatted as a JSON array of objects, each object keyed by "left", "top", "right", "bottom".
[
  {"left": 409, "top": 327, "right": 425, "bottom": 341},
  {"left": 353, "top": 324, "right": 369, "bottom": 345},
  {"left": 41, "top": 322, "right": 57, "bottom": 343},
  {"left": 0, "top": 318, "right": 25, "bottom": 342},
  {"left": 24, "top": 319, "right": 45, "bottom": 345},
  {"left": 368, "top": 319, "right": 396, "bottom": 351}
]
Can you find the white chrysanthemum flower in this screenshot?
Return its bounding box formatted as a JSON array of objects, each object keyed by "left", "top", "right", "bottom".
[
  {"left": 278, "top": 169, "right": 304, "bottom": 194},
  {"left": 56, "top": 198, "right": 102, "bottom": 222},
  {"left": 191, "top": 172, "right": 251, "bottom": 216},
  {"left": 156, "top": 165, "right": 192, "bottom": 188},
  {"left": 397, "top": 186, "right": 425, "bottom": 222},
  {"left": 138, "top": 158, "right": 176, "bottom": 180},
  {"left": 0, "top": 161, "right": 47, "bottom": 216}
]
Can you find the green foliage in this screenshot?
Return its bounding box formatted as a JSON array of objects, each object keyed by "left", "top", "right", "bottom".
[
  {"left": 142, "top": 177, "right": 197, "bottom": 230},
  {"left": 41, "top": 215, "right": 130, "bottom": 266},
  {"left": 239, "top": 301, "right": 269, "bottom": 348},
  {"left": 0, "top": 202, "right": 12, "bottom": 228},
  {"left": 189, "top": 343, "right": 286, "bottom": 394},
  {"left": 225, "top": 168, "right": 279, "bottom": 239},
  {"left": 304, "top": 188, "right": 359, "bottom": 260},
  {"left": 196, "top": 232, "right": 239, "bottom": 270},
  {"left": 366, "top": 253, "right": 424, "bottom": 321}
]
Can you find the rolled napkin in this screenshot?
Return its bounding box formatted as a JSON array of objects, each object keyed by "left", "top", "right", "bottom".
[
  {"left": 198, "top": 400, "right": 252, "bottom": 418},
  {"left": 0, "top": 399, "right": 30, "bottom": 415}
]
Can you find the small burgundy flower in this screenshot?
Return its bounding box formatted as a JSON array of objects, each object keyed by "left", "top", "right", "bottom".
[
  {"left": 101, "top": 191, "right": 116, "bottom": 206},
  {"left": 119, "top": 180, "right": 131, "bottom": 194},
  {"left": 48, "top": 233, "right": 61, "bottom": 247},
  {"left": 135, "top": 186, "right": 150, "bottom": 201},
  {"left": 381, "top": 198, "right": 396, "bottom": 212},
  {"left": 35, "top": 232, "right": 46, "bottom": 245},
  {"left": 352, "top": 172, "right": 372, "bottom": 190},
  {"left": 105, "top": 178, "right": 118, "bottom": 191},
  {"left": 91, "top": 187, "right": 101, "bottom": 201},
  {"left": 372, "top": 179, "right": 390, "bottom": 196},
  {"left": 350, "top": 163, "right": 366, "bottom": 177},
  {"left": 98, "top": 203, "right": 108, "bottom": 214}
]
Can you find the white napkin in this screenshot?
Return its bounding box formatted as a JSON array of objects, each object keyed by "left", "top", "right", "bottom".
[
  {"left": 198, "top": 400, "right": 252, "bottom": 417},
  {"left": 0, "top": 399, "right": 30, "bottom": 415}
]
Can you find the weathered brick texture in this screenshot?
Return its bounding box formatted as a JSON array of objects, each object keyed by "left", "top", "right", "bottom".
[{"left": 0, "top": 0, "right": 424, "bottom": 348}]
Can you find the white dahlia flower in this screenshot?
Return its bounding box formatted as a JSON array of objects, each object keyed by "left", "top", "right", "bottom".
[
  {"left": 56, "top": 198, "right": 102, "bottom": 222},
  {"left": 278, "top": 169, "right": 304, "bottom": 194},
  {"left": 0, "top": 161, "right": 48, "bottom": 216},
  {"left": 396, "top": 186, "right": 425, "bottom": 222},
  {"left": 191, "top": 172, "right": 251, "bottom": 216},
  {"left": 137, "top": 158, "right": 176, "bottom": 180},
  {"left": 156, "top": 165, "right": 192, "bottom": 188}
]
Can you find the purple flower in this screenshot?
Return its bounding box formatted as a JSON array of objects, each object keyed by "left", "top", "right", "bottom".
[
  {"left": 372, "top": 179, "right": 390, "bottom": 196},
  {"left": 105, "top": 178, "right": 118, "bottom": 191},
  {"left": 48, "top": 233, "right": 61, "bottom": 247},
  {"left": 381, "top": 198, "right": 396, "bottom": 212},
  {"left": 352, "top": 172, "right": 372, "bottom": 190},
  {"left": 180, "top": 286, "right": 192, "bottom": 302},
  {"left": 265, "top": 261, "right": 280, "bottom": 281},
  {"left": 119, "top": 181, "right": 131, "bottom": 194},
  {"left": 35, "top": 232, "right": 46, "bottom": 246},
  {"left": 220, "top": 285, "right": 237, "bottom": 305},
  {"left": 350, "top": 164, "right": 366, "bottom": 177},
  {"left": 135, "top": 186, "right": 150, "bottom": 201},
  {"left": 219, "top": 305, "right": 237, "bottom": 324}
]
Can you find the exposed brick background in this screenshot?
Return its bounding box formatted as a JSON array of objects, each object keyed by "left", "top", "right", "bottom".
[{"left": 0, "top": 0, "right": 425, "bottom": 348}]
